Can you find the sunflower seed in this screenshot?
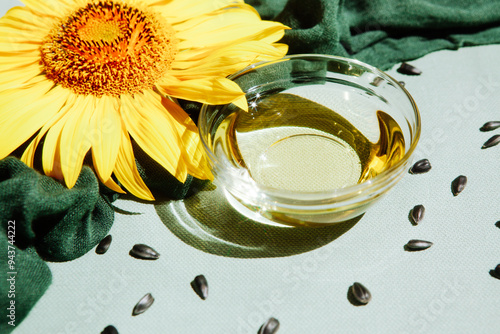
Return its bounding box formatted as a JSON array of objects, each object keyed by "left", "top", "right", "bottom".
[
  {"left": 480, "top": 121, "right": 500, "bottom": 132},
  {"left": 370, "top": 77, "right": 383, "bottom": 87},
  {"left": 495, "top": 221, "right": 500, "bottom": 229},
  {"left": 451, "top": 175, "right": 467, "bottom": 196},
  {"left": 490, "top": 264, "right": 500, "bottom": 279},
  {"left": 132, "top": 293, "right": 154, "bottom": 316},
  {"left": 101, "top": 325, "right": 118, "bottom": 334},
  {"left": 481, "top": 134, "right": 500, "bottom": 149},
  {"left": 410, "top": 205, "right": 425, "bottom": 225},
  {"left": 129, "top": 244, "right": 160, "bottom": 260},
  {"left": 409, "top": 159, "right": 431, "bottom": 174},
  {"left": 405, "top": 239, "right": 433, "bottom": 251},
  {"left": 397, "top": 62, "right": 422, "bottom": 75},
  {"left": 399, "top": 81, "right": 406, "bottom": 87},
  {"left": 191, "top": 275, "right": 208, "bottom": 300},
  {"left": 258, "top": 317, "right": 280, "bottom": 334},
  {"left": 96, "top": 235, "right": 112, "bottom": 255},
  {"left": 350, "top": 282, "right": 372, "bottom": 305}
]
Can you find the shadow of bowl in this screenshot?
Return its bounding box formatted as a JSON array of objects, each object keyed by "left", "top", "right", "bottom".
[{"left": 154, "top": 183, "right": 362, "bottom": 258}]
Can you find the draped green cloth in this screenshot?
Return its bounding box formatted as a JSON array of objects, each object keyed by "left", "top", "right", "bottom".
[
  {"left": 0, "top": 157, "right": 115, "bottom": 333},
  {"left": 248, "top": 0, "right": 500, "bottom": 69}
]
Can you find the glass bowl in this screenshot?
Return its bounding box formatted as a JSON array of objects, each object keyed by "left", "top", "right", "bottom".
[{"left": 198, "top": 54, "right": 420, "bottom": 227}]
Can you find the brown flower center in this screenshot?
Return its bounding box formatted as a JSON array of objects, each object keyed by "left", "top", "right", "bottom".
[{"left": 41, "top": 1, "right": 177, "bottom": 97}]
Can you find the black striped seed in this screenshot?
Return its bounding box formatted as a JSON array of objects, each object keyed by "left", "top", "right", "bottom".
[
  {"left": 405, "top": 239, "right": 433, "bottom": 251},
  {"left": 451, "top": 175, "right": 467, "bottom": 196},
  {"left": 258, "top": 317, "right": 280, "bottom": 334},
  {"left": 96, "top": 235, "right": 112, "bottom": 255},
  {"left": 191, "top": 275, "right": 208, "bottom": 300},
  {"left": 129, "top": 244, "right": 160, "bottom": 260},
  {"left": 132, "top": 293, "right": 154, "bottom": 316}
]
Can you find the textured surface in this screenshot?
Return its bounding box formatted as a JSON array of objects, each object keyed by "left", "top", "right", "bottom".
[
  {"left": 14, "top": 44, "right": 500, "bottom": 333},
  {"left": 1, "top": 0, "right": 500, "bottom": 333}
]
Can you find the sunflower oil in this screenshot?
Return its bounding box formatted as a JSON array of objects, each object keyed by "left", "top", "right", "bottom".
[{"left": 212, "top": 93, "right": 405, "bottom": 192}]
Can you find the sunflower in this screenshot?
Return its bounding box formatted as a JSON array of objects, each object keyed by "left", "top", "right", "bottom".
[{"left": 0, "top": 0, "right": 288, "bottom": 200}]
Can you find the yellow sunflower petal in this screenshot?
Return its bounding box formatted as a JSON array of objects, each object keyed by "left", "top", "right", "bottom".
[
  {"left": 120, "top": 93, "right": 188, "bottom": 182},
  {"left": 0, "top": 40, "right": 41, "bottom": 53},
  {"left": 41, "top": 94, "right": 92, "bottom": 181},
  {"left": 114, "top": 126, "right": 155, "bottom": 200},
  {"left": 21, "top": 93, "right": 78, "bottom": 167},
  {"left": 0, "top": 64, "right": 43, "bottom": 91},
  {"left": 172, "top": 41, "right": 288, "bottom": 78},
  {"left": 170, "top": 3, "right": 258, "bottom": 32},
  {"left": 19, "top": 0, "right": 71, "bottom": 17},
  {"left": 1, "top": 6, "right": 57, "bottom": 30},
  {"left": 157, "top": 76, "right": 247, "bottom": 110},
  {"left": 102, "top": 177, "right": 126, "bottom": 194},
  {"left": 0, "top": 26, "right": 47, "bottom": 43},
  {"left": 90, "top": 96, "right": 122, "bottom": 183},
  {"left": 151, "top": 0, "right": 243, "bottom": 23},
  {"left": 271, "top": 43, "right": 289, "bottom": 56},
  {"left": 179, "top": 23, "right": 287, "bottom": 50},
  {"left": 42, "top": 114, "right": 68, "bottom": 178},
  {"left": 0, "top": 53, "right": 39, "bottom": 68},
  {"left": 174, "top": 41, "right": 287, "bottom": 65},
  {"left": 59, "top": 95, "right": 94, "bottom": 188},
  {"left": 159, "top": 95, "right": 213, "bottom": 180},
  {"left": 0, "top": 76, "right": 49, "bottom": 110},
  {"left": 177, "top": 8, "right": 288, "bottom": 49},
  {"left": 134, "top": 91, "right": 190, "bottom": 181},
  {"left": 231, "top": 95, "right": 249, "bottom": 112},
  {"left": 0, "top": 83, "right": 69, "bottom": 160}
]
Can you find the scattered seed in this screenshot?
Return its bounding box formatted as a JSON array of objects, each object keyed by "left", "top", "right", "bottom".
[
  {"left": 409, "top": 159, "right": 432, "bottom": 174},
  {"left": 101, "top": 325, "right": 118, "bottom": 334},
  {"left": 399, "top": 81, "right": 406, "bottom": 87},
  {"left": 451, "top": 175, "right": 467, "bottom": 196},
  {"left": 480, "top": 121, "right": 500, "bottom": 132},
  {"left": 370, "top": 77, "right": 383, "bottom": 87},
  {"left": 490, "top": 264, "right": 500, "bottom": 279},
  {"left": 405, "top": 239, "right": 433, "bottom": 251},
  {"left": 96, "top": 235, "right": 112, "bottom": 255},
  {"left": 397, "top": 62, "right": 422, "bottom": 75},
  {"left": 410, "top": 205, "right": 425, "bottom": 225},
  {"left": 191, "top": 275, "right": 208, "bottom": 300},
  {"left": 129, "top": 244, "right": 160, "bottom": 260},
  {"left": 495, "top": 221, "right": 500, "bottom": 229},
  {"left": 350, "top": 282, "right": 372, "bottom": 305},
  {"left": 481, "top": 134, "right": 500, "bottom": 149},
  {"left": 258, "top": 317, "right": 280, "bottom": 334},
  {"left": 132, "top": 293, "right": 154, "bottom": 316}
]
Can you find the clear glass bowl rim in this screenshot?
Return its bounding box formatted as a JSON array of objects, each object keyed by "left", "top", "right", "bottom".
[{"left": 198, "top": 54, "right": 421, "bottom": 202}]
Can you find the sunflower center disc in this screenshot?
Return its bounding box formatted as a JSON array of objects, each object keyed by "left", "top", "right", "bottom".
[
  {"left": 40, "top": 1, "right": 177, "bottom": 97},
  {"left": 78, "top": 18, "right": 124, "bottom": 42}
]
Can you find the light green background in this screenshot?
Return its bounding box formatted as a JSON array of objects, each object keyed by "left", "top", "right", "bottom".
[{"left": 3, "top": 1, "right": 500, "bottom": 333}]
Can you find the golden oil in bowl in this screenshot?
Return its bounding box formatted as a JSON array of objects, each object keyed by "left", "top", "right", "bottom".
[
  {"left": 212, "top": 92, "right": 405, "bottom": 193},
  {"left": 199, "top": 55, "right": 420, "bottom": 226}
]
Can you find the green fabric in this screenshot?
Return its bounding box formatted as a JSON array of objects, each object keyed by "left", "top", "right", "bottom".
[
  {"left": 0, "top": 157, "right": 115, "bottom": 262},
  {"left": 0, "top": 241, "right": 51, "bottom": 334},
  {"left": 247, "top": 0, "right": 500, "bottom": 69},
  {"left": 0, "top": 157, "right": 115, "bottom": 331}
]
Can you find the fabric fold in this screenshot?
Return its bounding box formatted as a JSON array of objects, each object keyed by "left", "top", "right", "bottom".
[
  {"left": 0, "top": 157, "right": 115, "bottom": 262},
  {"left": 247, "top": 0, "right": 500, "bottom": 69},
  {"left": 0, "top": 156, "right": 116, "bottom": 332}
]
